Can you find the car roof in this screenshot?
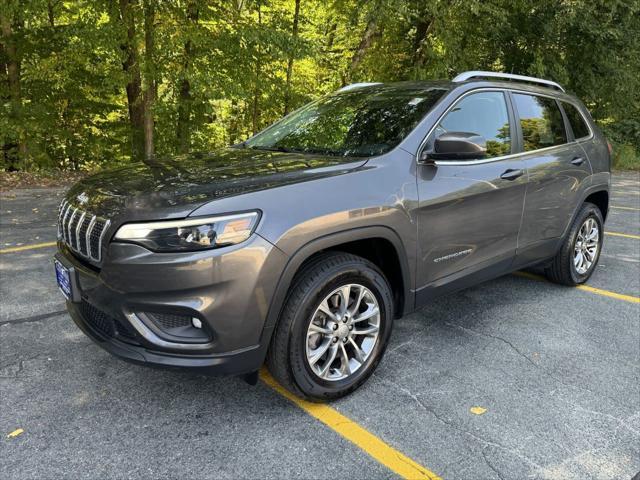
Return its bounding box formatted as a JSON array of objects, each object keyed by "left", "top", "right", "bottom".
[{"left": 338, "top": 79, "right": 578, "bottom": 104}]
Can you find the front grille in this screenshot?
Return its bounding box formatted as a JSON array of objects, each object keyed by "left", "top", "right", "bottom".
[
  {"left": 58, "top": 200, "right": 110, "bottom": 263},
  {"left": 80, "top": 301, "right": 138, "bottom": 343}
]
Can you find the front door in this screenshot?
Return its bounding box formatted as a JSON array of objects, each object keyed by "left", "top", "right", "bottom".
[{"left": 414, "top": 90, "right": 528, "bottom": 305}]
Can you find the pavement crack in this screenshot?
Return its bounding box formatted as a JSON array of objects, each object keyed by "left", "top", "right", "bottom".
[
  {"left": 374, "top": 374, "right": 543, "bottom": 471},
  {"left": 481, "top": 445, "right": 506, "bottom": 480},
  {"left": 0, "top": 354, "right": 41, "bottom": 378},
  {"left": 445, "top": 322, "right": 539, "bottom": 369},
  {"left": 444, "top": 322, "right": 634, "bottom": 409},
  {"left": 556, "top": 397, "right": 640, "bottom": 437},
  {"left": 1, "top": 309, "right": 66, "bottom": 325}
]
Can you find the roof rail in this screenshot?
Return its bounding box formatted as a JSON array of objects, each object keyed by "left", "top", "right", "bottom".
[
  {"left": 452, "top": 71, "right": 564, "bottom": 92},
  {"left": 338, "top": 82, "right": 382, "bottom": 92}
]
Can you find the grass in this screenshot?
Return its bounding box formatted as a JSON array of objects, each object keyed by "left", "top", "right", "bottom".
[{"left": 611, "top": 143, "right": 639, "bottom": 171}]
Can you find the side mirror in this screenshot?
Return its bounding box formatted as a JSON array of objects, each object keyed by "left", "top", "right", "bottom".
[{"left": 427, "top": 132, "right": 487, "bottom": 161}]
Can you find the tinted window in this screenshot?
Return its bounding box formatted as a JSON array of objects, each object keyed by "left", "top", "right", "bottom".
[
  {"left": 244, "top": 87, "right": 445, "bottom": 157},
  {"left": 513, "top": 94, "right": 567, "bottom": 151},
  {"left": 563, "top": 102, "right": 590, "bottom": 139},
  {"left": 430, "top": 91, "right": 511, "bottom": 158}
]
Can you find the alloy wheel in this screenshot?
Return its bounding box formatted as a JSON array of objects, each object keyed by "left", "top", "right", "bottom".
[
  {"left": 573, "top": 217, "right": 600, "bottom": 275},
  {"left": 305, "top": 283, "right": 381, "bottom": 381}
]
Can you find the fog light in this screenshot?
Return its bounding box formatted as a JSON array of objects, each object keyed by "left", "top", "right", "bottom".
[{"left": 192, "top": 318, "right": 202, "bottom": 329}]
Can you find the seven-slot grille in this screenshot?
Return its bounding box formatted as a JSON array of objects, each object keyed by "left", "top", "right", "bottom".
[{"left": 57, "top": 200, "right": 111, "bottom": 262}]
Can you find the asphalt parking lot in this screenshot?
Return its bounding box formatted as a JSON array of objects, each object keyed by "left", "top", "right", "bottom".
[{"left": 1, "top": 173, "right": 639, "bottom": 480}]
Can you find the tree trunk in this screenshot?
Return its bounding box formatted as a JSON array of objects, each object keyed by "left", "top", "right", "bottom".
[
  {"left": 251, "top": 3, "right": 262, "bottom": 134},
  {"left": 0, "top": 7, "right": 26, "bottom": 170},
  {"left": 176, "top": 2, "right": 198, "bottom": 154},
  {"left": 118, "top": 0, "right": 145, "bottom": 161},
  {"left": 344, "top": 16, "right": 381, "bottom": 85},
  {"left": 47, "top": 1, "right": 56, "bottom": 27},
  {"left": 412, "top": 17, "right": 434, "bottom": 70},
  {"left": 283, "top": 0, "right": 301, "bottom": 116},
  {"left": 142, "top": 0, "right": 156, "bottom": 162}
]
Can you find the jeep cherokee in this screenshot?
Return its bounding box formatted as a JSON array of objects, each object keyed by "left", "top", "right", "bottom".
[{"left": 54, "top": 71, "right": 611, "bottom": 401}]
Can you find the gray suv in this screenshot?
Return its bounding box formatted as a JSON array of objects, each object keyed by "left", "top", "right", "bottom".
[{"left": 54, "top": 71, "right": 611, "bottom": 400}]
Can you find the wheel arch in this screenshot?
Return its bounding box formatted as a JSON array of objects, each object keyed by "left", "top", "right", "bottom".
[
  {"left": 258, "top": 226, "right": 413, "bottom": 353},
  {"left": 584, "top": 189, "right": 609, "bottom": 221},
  {"left": 560, "top": 184, "right": 610, "bottom": 242}
]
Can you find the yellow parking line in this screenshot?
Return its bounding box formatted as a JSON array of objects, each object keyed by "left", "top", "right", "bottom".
[
  {"left": 610, "top": 205, "right": 640, "bottom": 211},
  {"left": 515, "top": 271, "right": 640, "bottom": 304},
  {"left": 260, "top": 369, "right": 441, "bottom": 480},
  {"left": 605, "top": 231, "right": 640, "bottom": 240},
  {"left": 0, "top": 241, "right": 57, "bottom": 254}
]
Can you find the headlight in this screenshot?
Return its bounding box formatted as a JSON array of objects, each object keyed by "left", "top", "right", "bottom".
[{"left": 114, "top": 212, "right": 260, "bottom": 252}]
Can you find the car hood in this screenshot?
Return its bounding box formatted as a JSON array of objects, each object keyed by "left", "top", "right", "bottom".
[{"left": 64, "top": 148, "right": 368, "bottom": 221}]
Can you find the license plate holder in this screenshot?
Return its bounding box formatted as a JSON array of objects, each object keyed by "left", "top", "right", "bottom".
[{"left": 54, "top": 259, "right": 73, "bottom": 300}]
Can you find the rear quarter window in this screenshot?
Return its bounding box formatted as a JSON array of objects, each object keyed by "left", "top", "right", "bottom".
[
  {"left": 513, "top": 93, "right": 567, "bottom": 151},
  {"left": 562, "top": 102, "right": 591, "bottom": 139}
]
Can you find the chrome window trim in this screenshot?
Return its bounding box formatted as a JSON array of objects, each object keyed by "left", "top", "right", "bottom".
[{"left": 416, "top": 87, "right": 594, "bottom": 166}]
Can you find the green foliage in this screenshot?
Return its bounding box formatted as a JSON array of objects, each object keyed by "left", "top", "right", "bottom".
[
  {"left": 611, "top": 142, "right": 639, "bottom": 171},
  {"left": 1, "top": 0, "right": 638, "bottom": 171}
]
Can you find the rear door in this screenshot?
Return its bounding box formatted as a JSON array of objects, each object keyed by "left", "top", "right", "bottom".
[
  {"left": 510, "top": 92, "right": 591, "bottom": 263},
  {"left": 414, "top": 90, "right": 528, "bottom": 304}
]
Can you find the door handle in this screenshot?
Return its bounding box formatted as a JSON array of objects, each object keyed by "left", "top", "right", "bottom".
[
  {"left": 571, "top": 156, "right": 586, "bottom": 166},
  {"left": 500, "top": 169, "right": 524, "bottom": 181}
]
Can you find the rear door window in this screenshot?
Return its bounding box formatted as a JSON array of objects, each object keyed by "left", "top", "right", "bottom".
[
  {"left": 562, "top": 102, "right": 591, "bottom": 140},
  {"left": 512, "top": 94, "right": 567, "bottom": 151}
]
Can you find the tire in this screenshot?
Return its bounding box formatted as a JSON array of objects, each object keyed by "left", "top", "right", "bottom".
[
  {"left": 545, "top": 202, "right": 604, "bottom": 286},
  {"left": 266, "top": 251, "right": 394, "bottom": 402}
]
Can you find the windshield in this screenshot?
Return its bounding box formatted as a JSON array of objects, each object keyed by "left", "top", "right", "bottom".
[{"left": 244, "top": 86, "right": 446, "bottom": 157}]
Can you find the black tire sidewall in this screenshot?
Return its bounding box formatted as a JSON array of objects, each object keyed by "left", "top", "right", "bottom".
[
  {"left": 568, "top": 205, "right": 604, "bottom": 284},
  {"left": 287, "top": 262, "right": 393, "bottom": 400}
]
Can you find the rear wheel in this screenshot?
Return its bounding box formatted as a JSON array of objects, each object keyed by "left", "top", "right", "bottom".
[
  {"left": 266, "top": 252, "right": 394, "bottom": 401},
  {"left": 545, "top": 202, "right": 604, "bottom": 286}
]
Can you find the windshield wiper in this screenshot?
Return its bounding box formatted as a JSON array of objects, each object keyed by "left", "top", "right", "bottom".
[{"left": 248, "top": 145, "right": 293, "bottom": 153}]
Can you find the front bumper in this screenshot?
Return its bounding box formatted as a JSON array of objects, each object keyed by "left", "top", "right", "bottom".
[{"left": 56, "top": 234, "right": 287, "bottom": 376}]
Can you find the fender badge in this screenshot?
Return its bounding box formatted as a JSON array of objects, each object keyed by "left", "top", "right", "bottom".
[{"left": 434, "top": 248, "right": 473, "bottom": 263}]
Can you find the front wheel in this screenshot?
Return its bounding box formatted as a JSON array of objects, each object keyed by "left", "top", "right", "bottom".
[
  {"left": 545, "top": 202, "right": 604, "bottom": 286},
  {"left": 266, "top": 252, "right": 394, "bottom": 401}
]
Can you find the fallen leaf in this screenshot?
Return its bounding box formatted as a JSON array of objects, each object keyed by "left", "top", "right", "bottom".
[
  {"left": 7, "top": 428, "right": 24, "bottom": 438},
  {"left": 470, "top": 406, "right": 487, "bottom": 415}
]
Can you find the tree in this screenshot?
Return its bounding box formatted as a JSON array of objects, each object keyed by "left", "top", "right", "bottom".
[
  {"left": 283, "top": 0, "right": 300, "bottom": 115},
  {"left": 0, "top": 0, "right": 637, "bottom": 173},
  {"left": 176, "top": 1, "right": 199, "bottom": 154},
  {"left": 1, "top": 1, "right": 26, "bottom": 170}
]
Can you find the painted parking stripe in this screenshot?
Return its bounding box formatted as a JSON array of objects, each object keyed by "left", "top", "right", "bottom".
[
  {"left": 0, "top": 241, "right": 57, "bottom": 254},
  {"left": 515, "top": 271, "right": 640, "bottom": 304},
  {"left": 610, "top": 205, "right": 640, "bottom": 211},
  {"left": 605, "top": 231, "right": 640, "bottom": 240},
  {"left": 260, "top": 369, "right": 441, "bottom": 480}
]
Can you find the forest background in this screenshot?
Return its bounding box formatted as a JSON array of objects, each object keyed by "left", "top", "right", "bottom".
[{"left": 1, "top": 0, "right": 638, "bottom": 183}]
